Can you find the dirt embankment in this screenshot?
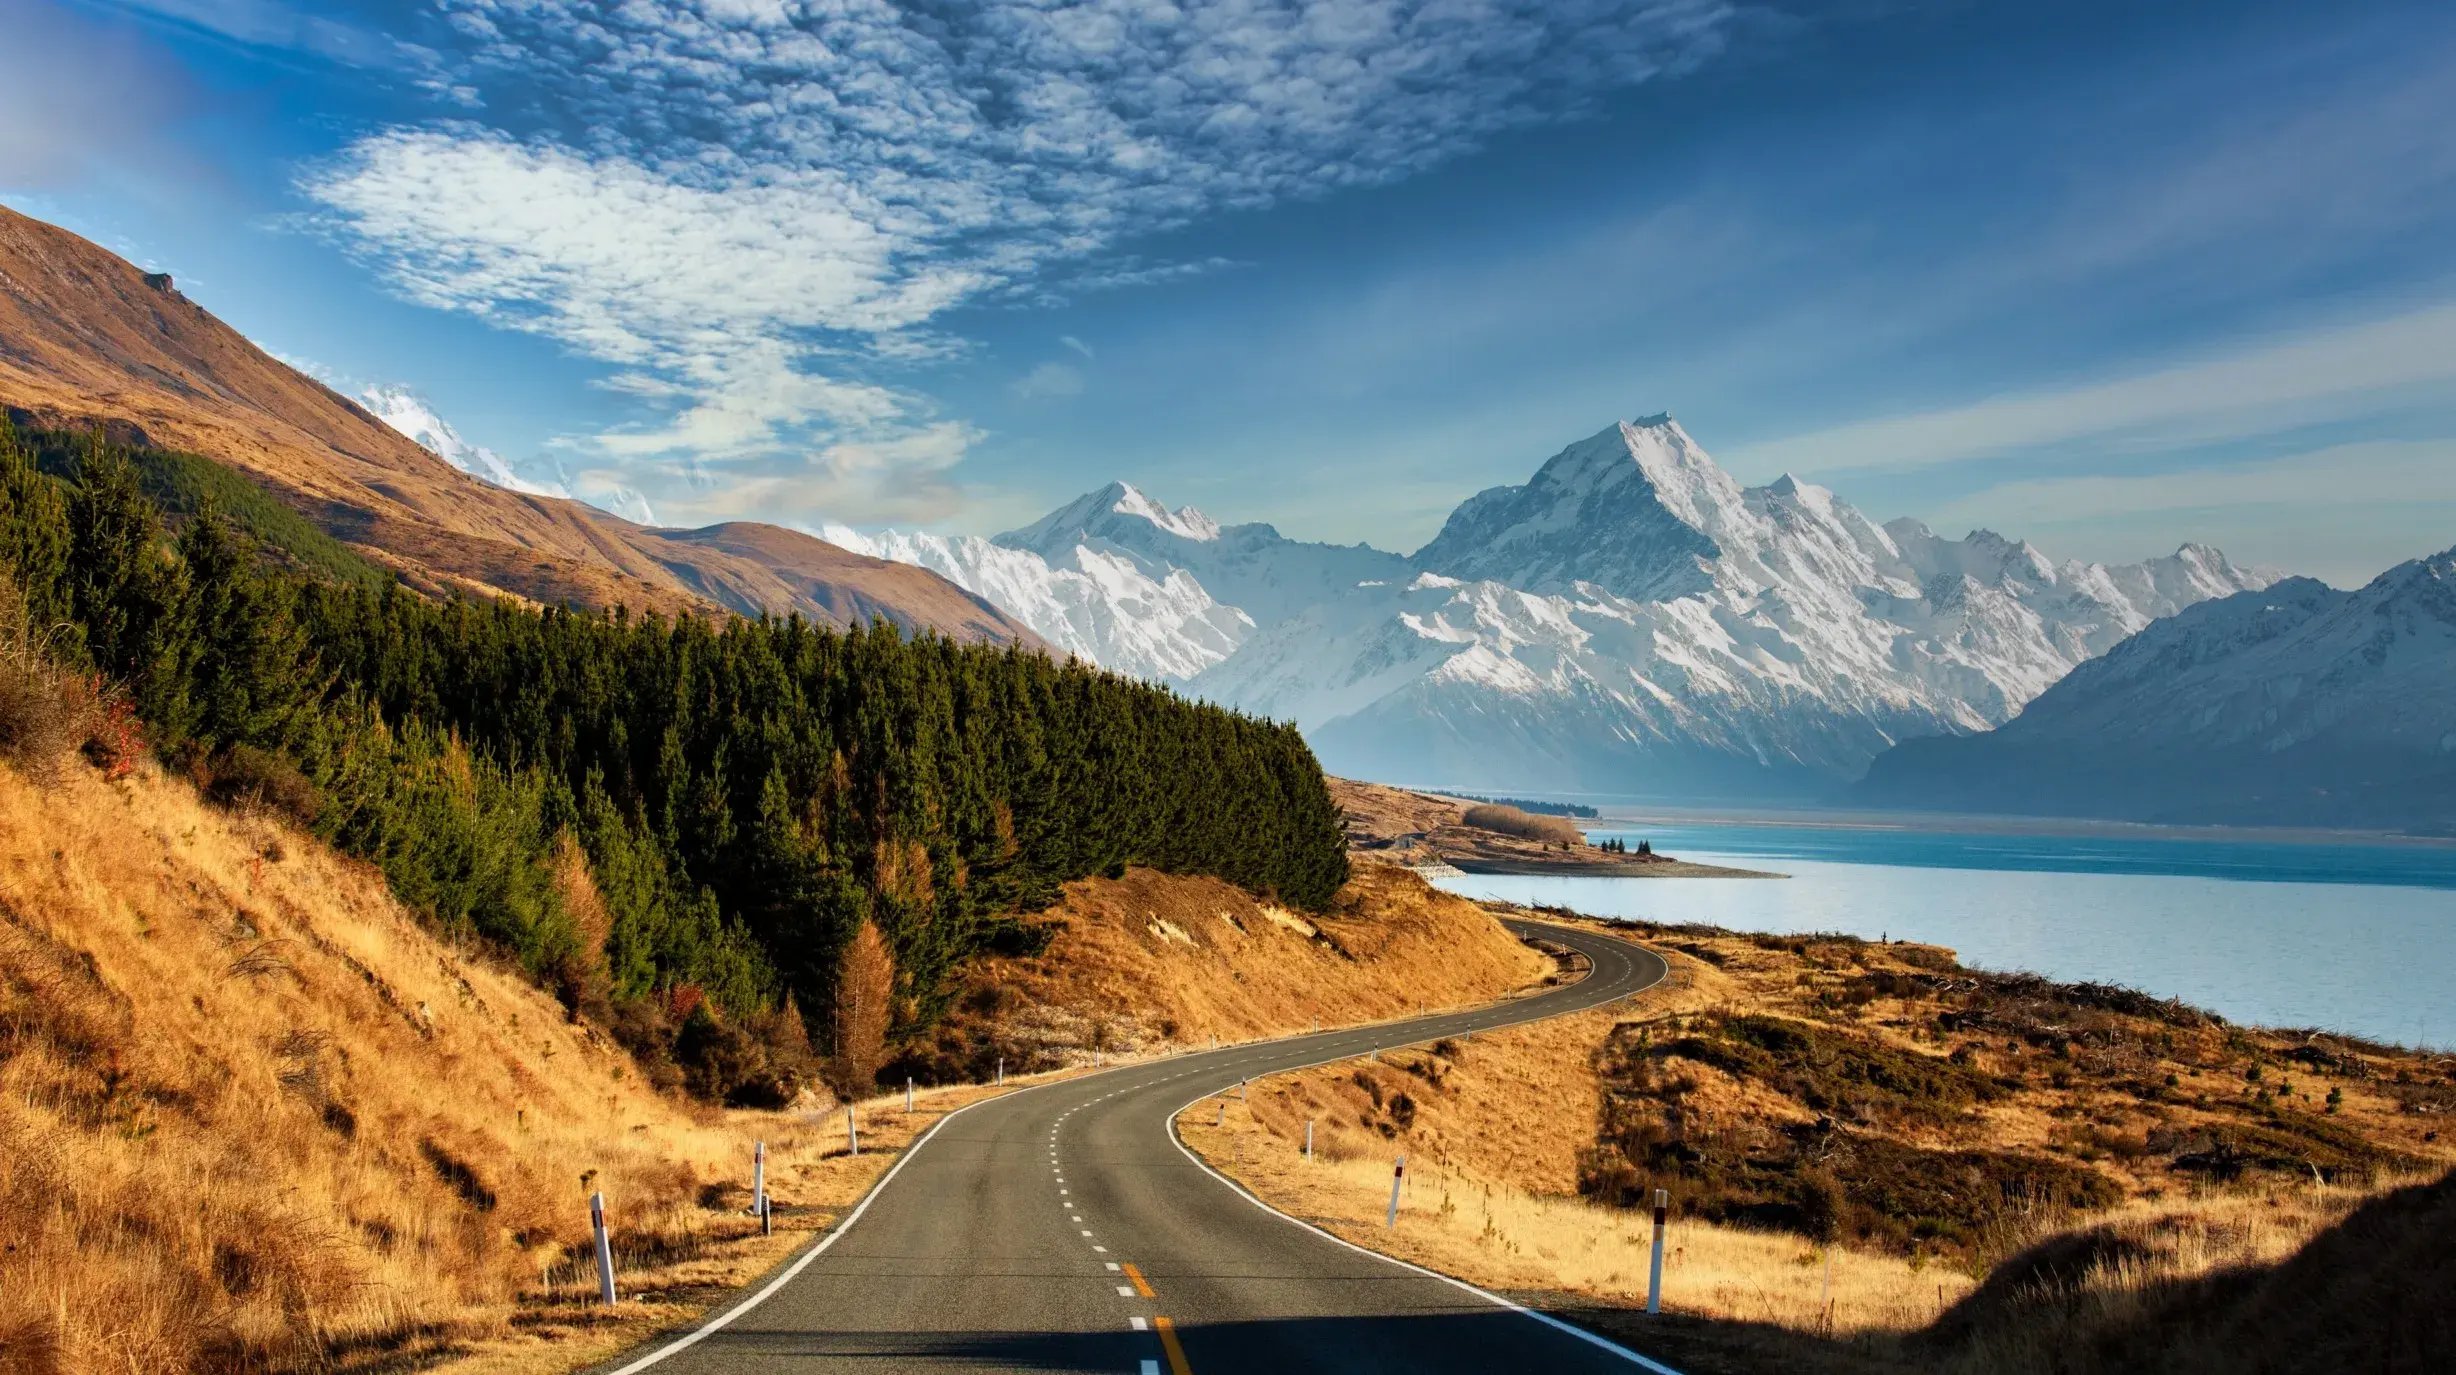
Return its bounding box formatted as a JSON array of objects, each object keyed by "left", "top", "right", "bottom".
[
  {"left": 1330, "top": 776, "right": 1776, "bottom": 877},
  {"left": 909, "top": 860, "right": 1552, "bottom": 1080},
  {"left": 1177, "top": 909, "right": 2455, "bottom": 1375}
]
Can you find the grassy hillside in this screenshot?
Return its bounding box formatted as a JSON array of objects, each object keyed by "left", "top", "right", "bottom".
[
  {"left": 911, "top": 862, "right": 1550, "bottom": 1079},
  {"left": 1179, "top": 900, "right": 2455, "bottom": 1373},
  {"left": 0, "top": 756, "right": 791, "bottom": 1370},
  {"left": 0, "top": 205, "right": 1045, "bottom": 642}
]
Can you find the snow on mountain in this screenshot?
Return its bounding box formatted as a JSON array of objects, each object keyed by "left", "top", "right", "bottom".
[
  {"left": 822, "top": 524, "right": 1252, "bottom": 681},
  {"left": 361, "top": 385, "right": 658, "bottom": 524},
  {"left": 996, "top": 480, "right": 1411, "bottom": 628},
  {"left": 1860, "top": 547, "right": 2456, "bottom": 829},
  {"left": 360, "top": 386, "right": 557, "bottom": 496},
  {"left": 1186, "top": 414, "right": 2274, "bottom": 795},
  {"left": 840, "top": 414, "right": 2277, "bottom": 798}
]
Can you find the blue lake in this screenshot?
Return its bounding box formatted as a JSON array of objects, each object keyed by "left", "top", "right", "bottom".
[{"left": 1432, "top": 820, "right": 2456, "bottom": 1049}]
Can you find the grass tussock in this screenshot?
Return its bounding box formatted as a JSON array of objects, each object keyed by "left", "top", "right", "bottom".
[
  {"left": 0, "top": 751, "right": 969, "bottom": 1374},
  {"left": 907, "top": 859, "right": 1549, "bottom": 1082}
]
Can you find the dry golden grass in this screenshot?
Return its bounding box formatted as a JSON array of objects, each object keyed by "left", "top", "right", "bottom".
[
  {"left": 1179, "top": 915, "right": 2456, "bottom": 1373},
  {"left": 0, "top": 754, "right": 999, "bottom": 1373},
  {"left": 0, "top": 744, "right": 1557, "bottom": 1373},
  {"left": 915, "top": 859, "right": 1549, "bottom": 1076}
]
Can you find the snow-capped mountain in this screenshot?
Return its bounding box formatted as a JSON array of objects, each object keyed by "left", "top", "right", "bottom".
[
  {"left": 1860, "top": 548, "right": 2456, "bottom": 829},
  {"left": 1186, "top": 415, "right": 2272, "bottom": 794},
  {"left": 835, "top": 414, "right": 2277, "bottom": 798},
  {"left": 360, "top": 385, "right": 658, "bottom": 524},
  {"left": 820, "top": 523, "right": 1252, "bottom": 681},
  {"left": 997, "top": 480, "right": 1412, "bottom": 628},
  {"left": 360, "top": 385, "right": 560, "bottom": 496}
]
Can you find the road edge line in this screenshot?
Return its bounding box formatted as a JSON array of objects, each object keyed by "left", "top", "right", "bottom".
[
  {"left": 598, "top": 1092, "right": 995, "bottom": 1373},
  {"left": 597, "top": 913, "right": 1646, "bottom": 1372},
  {"left": 1162, "top": 928, "right": 1688, "bottom": 1375}
]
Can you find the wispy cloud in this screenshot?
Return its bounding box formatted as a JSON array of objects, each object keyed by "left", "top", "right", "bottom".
[
  {"left": 1734, "top": 300, "right": 2456, "bottom": 477},
  {"left": 302, "top": 0, "right": 1744, "bottom": 523},
  {"left": 1013, "top": 361, "right": 1086, "bottom": 401}
]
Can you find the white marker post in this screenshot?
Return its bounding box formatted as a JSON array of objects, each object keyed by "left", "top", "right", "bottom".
[
  {"left": 847, "top": 1105, "right": 861, "bottom": 1157},
  {"left": 1646, "top": 1187, "right": 1668, "bottom": 1315},
  {"left": 753, "top": 1141, "right": 767, "bottom": 1228},
  {"left": 1386, "top": 1155, "right": 1406, "bottom": 1228},
  {"left": 1240, "top": 1077, "right": 1248, "bottom": 1102},
  {"left": 1304, "top": 1118, "right": 1314, "bottom": 1161},
  {"left": 1215, "top": 1099, "right": 1226, "bottom": 1127},
  {"left": 589, "top": 1191, "right": 618, "bottom": 1305},
  {"left": 996, "top": 1056, "right": 1005, "bottom": 1087},
  {"left": 906, "top": 1077, "right": 915, "bottom": 1112}
]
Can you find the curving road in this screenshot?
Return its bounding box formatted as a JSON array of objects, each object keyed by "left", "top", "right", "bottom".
[{"left": 595, "top": 918, "right": 1676, "bottom": 1375}]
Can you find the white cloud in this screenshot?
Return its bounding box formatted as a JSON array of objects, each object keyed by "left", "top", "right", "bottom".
[
  {"left": 1735, "top": 299, "right": 2456, "bottom": 478},
  {"left": 1013, "top": 361, "right": 1085, "bottom": 401},
  {"left": 303, "top": 0, "right": 1743, "bottom": 524},
  {"left": 1060, "top": 335, "right": 1096, "bottom": 361}
]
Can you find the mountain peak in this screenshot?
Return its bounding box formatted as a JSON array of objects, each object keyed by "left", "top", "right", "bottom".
[
  {"left": 1106, "top": 481, "right": 1222, "bottom": 542},
  {"left": 1002, "top": 479, "right": 1224, "bottom": 553},
  {"left": 1411, "top": 414, "right": 1745, "bottom": 602}
]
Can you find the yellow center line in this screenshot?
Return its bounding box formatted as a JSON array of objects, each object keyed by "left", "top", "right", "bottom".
[
  {"left": 1120, "top": 1261, "right": 1156, "bottom": 1298},
  {"left": 1154, "top": 1314, "right": 1194, "bottom": 1375}
]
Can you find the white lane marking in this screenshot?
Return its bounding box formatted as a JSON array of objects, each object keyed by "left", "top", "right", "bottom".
[
  {"left": 599, "top": 922, "right": 1651, "bottom": 1375},
  {"left": 1116, "top": 1285, "right": 1138, "bottom": 1297},
  {"left": 598, "top": 1092, "right": 985, "bottom": 1374},
  {"left": 1142, "top": 1359, "right": 1161, "bottom": 1373},
  {"left": 1156, "top": 929, "right": 1682, "bottom": 1375},
  {"left": 1081, "top": 1229, "right": 1094, "bottom": 1237},
  {"left": 1132, "top": 1316, "right": 1150, "bottom": 1332},
  {"left": 1106, "top": 1261, "right": 1121, "bottom": 1271}
]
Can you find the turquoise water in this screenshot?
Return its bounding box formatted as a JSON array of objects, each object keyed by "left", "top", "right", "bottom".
[{"left": 1432, "top": 820, "right": 2456, "bottom": 1049}]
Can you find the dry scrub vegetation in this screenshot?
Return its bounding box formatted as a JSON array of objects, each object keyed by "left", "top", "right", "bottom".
[
  {"left": 1181, "top": 906, "right": 2454, "bottom": 1373},
  {"left": 0, "top": 749, "right": 1006, "bottom": 1373},
  {"left": 906, "top": 862, "right": 1549, "bottom": 1081},
  {"left": 1459, "top": 802, "right": 1584, "bottom": 848}
]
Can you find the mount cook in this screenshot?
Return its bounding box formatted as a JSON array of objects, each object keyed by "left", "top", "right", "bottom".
[{"left": 817, "top": 413, "right": 2276, "bottom": 798}]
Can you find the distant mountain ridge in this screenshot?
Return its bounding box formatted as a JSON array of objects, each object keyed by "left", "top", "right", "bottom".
[
  {"left": 841, "top": 414, "right": 2277, "bottom": 798},
  {"left": 1859, "top": 550, "right": 2456, "bottom": 829},
  {"left": 0, "top": 203, "right": 1039, "bottom": 646}
]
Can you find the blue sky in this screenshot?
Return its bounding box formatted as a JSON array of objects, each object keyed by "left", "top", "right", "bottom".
[{"left": 5, "top": 0, "right": 2453, "bottom": 585}]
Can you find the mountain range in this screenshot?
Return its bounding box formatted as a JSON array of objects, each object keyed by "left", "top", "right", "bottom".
[
  {"left": 11, "top": 201, "right": 2435, "bottom": 823},
  {"left": 842, "top": 416, "right": 2277, "bottom": 799},
  {"left": 1860, "top": 551, "right": 2456, "bottom": 830}
]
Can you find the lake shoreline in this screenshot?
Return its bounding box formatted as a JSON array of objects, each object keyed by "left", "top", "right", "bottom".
[{"left": 1447, "top": 854, "right": 1781, "bottom": 879}]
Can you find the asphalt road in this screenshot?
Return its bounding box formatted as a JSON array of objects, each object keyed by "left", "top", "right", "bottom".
[{"left": 598, "top": 918, "right": 1677, "bottom": 1375}]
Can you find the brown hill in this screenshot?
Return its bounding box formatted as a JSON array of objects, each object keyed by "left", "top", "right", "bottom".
[{"left": 0, "top": 203, "right": 1040, "bottom": 644}]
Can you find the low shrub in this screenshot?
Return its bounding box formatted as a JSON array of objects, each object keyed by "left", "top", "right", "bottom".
[{"left": 1459, "top": 803, "right": 1584, "bottom": 847}]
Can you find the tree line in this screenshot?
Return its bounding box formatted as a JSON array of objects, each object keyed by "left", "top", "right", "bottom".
[{"left": 0, "top": 419, "right": 1349, "bottom": 1096}]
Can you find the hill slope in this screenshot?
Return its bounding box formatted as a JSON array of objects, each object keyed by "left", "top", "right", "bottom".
[
  {"left": 1860, "top": 550, "right": 2456, "bottom": 829},
  {"left": 0, "top": 203, "right": 1037, "bottom": 644}
]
